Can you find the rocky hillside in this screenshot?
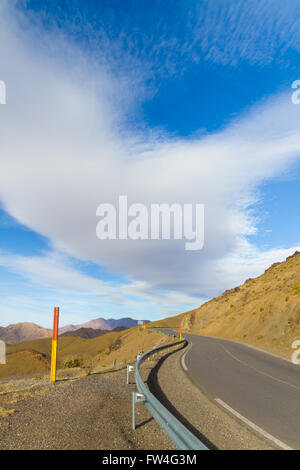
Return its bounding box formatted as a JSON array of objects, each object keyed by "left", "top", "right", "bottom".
[
  {"left": 181, "top": 251, "right": 300, "bottom": 358},
  {"left": 0, "top": 318, "right": 148, "bottom": 342},
  {"left": 60, "top": 317, "right": 149, "bottom": 334},
  {"left": 0, "top": 323, "right": 51, "bottom": 342}
]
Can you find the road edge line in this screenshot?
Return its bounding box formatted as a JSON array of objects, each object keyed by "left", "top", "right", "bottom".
[
  {"left": 215, "top": 398, "right": 293, "bottom": 450},
  {"left": 181, "top": 341, "right": 192, "bottom": 371}
]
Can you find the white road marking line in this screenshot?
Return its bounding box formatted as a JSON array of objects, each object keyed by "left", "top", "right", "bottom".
[
  {"left": 181, "top": 355, "right": 188, "bottom": 371},
  {"left": 221, "top": 345, "right": 245, "bottom": 365},
  {"left": 215, "top": 398, "right": 293, "bottom": 450},
  {"left": 181, "top": 342, "right": 192, "bottom": 371},
  {"left": 221, "top": 345, "right": 300, "bottom": 392}
]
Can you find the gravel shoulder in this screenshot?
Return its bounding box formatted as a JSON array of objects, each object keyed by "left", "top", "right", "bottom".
[
  {"left": 0, "top": 339, "right": 279, "bottom": 450},
  {"left": 0, "top": 365, "right": 175, "bottom": 450},
  {"left": 147, "top": 342, "right": 277, "bottom": 450}
]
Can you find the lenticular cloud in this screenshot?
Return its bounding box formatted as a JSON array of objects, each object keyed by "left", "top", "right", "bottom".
[{"left": 1, "top": 1, "right": 300, "bottom": 306}]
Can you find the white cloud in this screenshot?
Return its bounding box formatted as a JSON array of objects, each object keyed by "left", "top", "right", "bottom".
[
  {"left": 0, "top": 1, "right": 300, "bottom": 320},
  {"left": 0, "top": 250, "right": 115, "bottom": 296},
  {"left": 0, "top": 249, "right": 201, "bottom": 326}
]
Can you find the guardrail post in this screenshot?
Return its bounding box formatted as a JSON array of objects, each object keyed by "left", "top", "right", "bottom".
[
  {"left": 132, "top": 392, "right": 145, "bottom": 430},
  {"left": 127, "top": 365, "right": 134, "bottom": 384}
]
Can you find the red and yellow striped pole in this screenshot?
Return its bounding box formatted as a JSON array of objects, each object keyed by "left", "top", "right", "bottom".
[
  {"left": 144, "top": 321, "right": 146, "bottom": 330},
  {"left": 50, "top": 306, "right": 59, "bottom": 383},
  {"left": 179, "top": 328, "right": 182, "bottom": 341}
]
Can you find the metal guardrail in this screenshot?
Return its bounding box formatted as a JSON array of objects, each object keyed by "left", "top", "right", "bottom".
[{"left": 133, "top": 330, "right": 209, "bottom": 450}]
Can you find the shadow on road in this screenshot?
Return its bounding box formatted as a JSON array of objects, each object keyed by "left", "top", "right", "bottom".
[{"left": 147, "top": 343, "right": 218, "bottom": 450}]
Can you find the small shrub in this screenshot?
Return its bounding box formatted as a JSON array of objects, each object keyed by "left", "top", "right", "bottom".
[
  {"left": 106, "top": 338, "right": 122, "bottom": 354},
  {"left": 294, "top": 288, "right": 300, "bottom": 295},
  {"left": 260, "top": 307, "right": 264, "bottom": 312},
  {"left": 63, "top": 357, "right": 82, "bottom": 369},
  {"left": 285, "top": 296, "right": 290, "bottom": 302}
]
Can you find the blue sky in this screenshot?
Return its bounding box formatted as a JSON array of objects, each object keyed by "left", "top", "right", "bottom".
[{"left": 1, "top": 0, "right": 300, "bottom": 327}]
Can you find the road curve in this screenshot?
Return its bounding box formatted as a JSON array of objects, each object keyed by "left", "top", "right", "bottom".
[{"left": 182, "top": 334, "right": 300, "bottom": 449}]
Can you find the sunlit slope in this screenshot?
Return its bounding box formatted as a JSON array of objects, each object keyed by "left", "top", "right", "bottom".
[
  {"left": 0, "top": 350, "right": 50, "bottom": 378},
  {"left": 148, "top": 312, "right": 186, "bottom": 329},
  {"left": 180, "top": 252, "right": 300, "bottom": 358}
]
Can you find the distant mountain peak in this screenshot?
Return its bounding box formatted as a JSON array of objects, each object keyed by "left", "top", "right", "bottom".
[
  {"left": 0, "top": 317, "right": 149, "bottom": 342},
  {"left": 0, "top": 322, "right": 51, "bottom": 342}
]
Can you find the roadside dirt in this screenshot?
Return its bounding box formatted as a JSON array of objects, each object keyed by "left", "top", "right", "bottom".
[
  {"left": 0, "top": 338, "right": 278, "bottom": 450},
  {"left": 0, "top": 364, "right": 175, "bottom": 450}
]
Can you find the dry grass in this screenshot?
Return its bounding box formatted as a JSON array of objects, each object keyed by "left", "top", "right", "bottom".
[
  {"left": 87, "top": 327, "right": 170, "bottom": 370},
  {"left": 0, "top": 406, "right": 14, "bottom": 417},
  {"left": 0, "top": 328, "right": 173, "bottom": 422},
  {"left": 0, "top": 350, "right": 50, "bottom": 378},
  {"left": 0, "top": 375, "right": 52, "bottom": 418},
  {"left": 1, "top": 327, "right": 170, "bottom": 379},
  {"left": 148, "top": 313, "right": 186, "bottom": 329}
]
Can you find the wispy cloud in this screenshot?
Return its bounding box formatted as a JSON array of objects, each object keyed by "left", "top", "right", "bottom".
[
  {"left": 21, "top": 0, "right": 300, "bottom": 74},
  {"left": 0, "top": 249, "right": 201, "bottom": 325},
  {"left": 187, "top": 0, "right": 300, "bottom": 67}
]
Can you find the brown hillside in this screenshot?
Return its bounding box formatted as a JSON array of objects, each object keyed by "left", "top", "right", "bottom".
[
  {"left": 149, "top": 312, "right": 186, "bottom": 329},
  {"left": 60, "top": 327, "right": 109, "bottom": 339},
  {"left": 180, "top": 251, "right": 300, "bottom": 359},
  {"left": 1, "top": 318, "right": 146, "bottom": 341},
  {"left": 0, "top": 323, "right": 51, "bottom": 342},
  {"left": 1, "top": 326, "right": 169, "bottom": 378},
  {"left": 0, "top": 350, "right": 50, "bottom": 378}
]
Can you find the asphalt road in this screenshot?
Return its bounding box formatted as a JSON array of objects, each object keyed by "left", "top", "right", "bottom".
[{"left": 181, "top": 334, "right": 300, "bottom": 449}]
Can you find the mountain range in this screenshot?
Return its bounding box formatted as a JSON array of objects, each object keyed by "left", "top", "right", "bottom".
[{"left": 0, "top": 317, "right": 149, "bottom": 342}]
